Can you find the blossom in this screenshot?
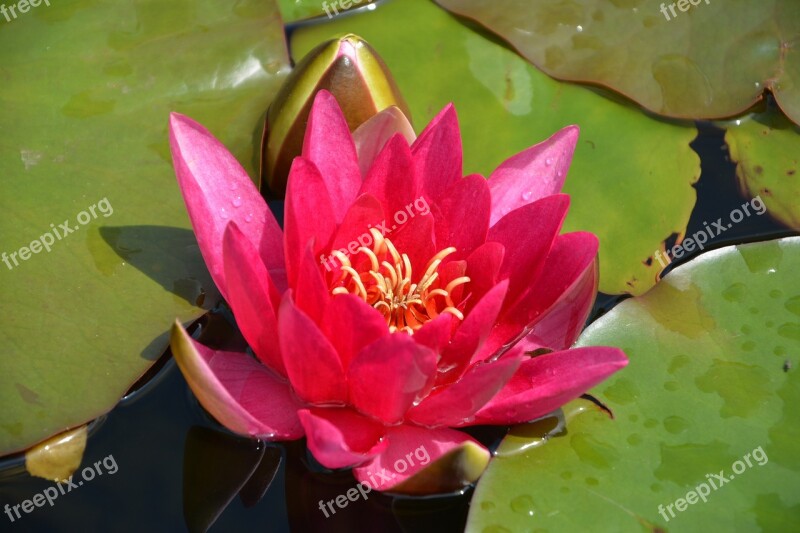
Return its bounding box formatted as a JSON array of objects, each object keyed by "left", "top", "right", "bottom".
[{"left": 168, "top": 90, "right": 627, "bottom": 492}]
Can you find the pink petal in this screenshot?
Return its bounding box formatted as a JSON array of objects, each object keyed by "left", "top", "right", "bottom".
[
  {"left": 353, "top": 106, "right": 416, "bottom": 177},
  {"left": 384, "top": 211, "right": 436, "bottom": 284},
  {"left": 470, "top": 346, "right": 628, "bottom": 425},
  {"left": 222, "top": 223, "right": 285, "bottom": 376},
  {"left": 278, "top": 295, "right": 347, "bottom": 404},
  {"left": 284, "top": 157, "right": 336, "bottom": 288},
  {"left": 412, "top": 104, "right": 462, "bottom": 201},
  {"left": 413, "top": 314, "right": 455, "bottom": 354},
  {"left": 352, "top": 425, "right": 489, "bottom": 491},
  {"left": 303, "top": 91, "right": 361, "bottom": 223},
  {"left": 348, "top": 335, "right": 437, "bottom": 424},
  {"left": 330, "top": 193, "right": 385, "bottom": 255},
  {"left": 297, "top": 408, "right": 388, "bottom": 469},
  {"left": 359, "top": 134, "right": 419, "bottom": 221},
  {"left": 509, "top": 232, "right": 599, "bottom": 351},
  {"left": 439, "top": 280, "right": 509, "bottom": 380},
  {"left": 170, "top": 321, "right": 304, "bottom": 439},
  {"left": 169, "top": 113, "right": 285, "bottom": 299},
  {"left": 463, "top": 242, "right": 505, "bottom": 310},
  {"left": 487, "top": 194, "right": 569, "bottom": 305},
  {"left": 435, "top": 174, "right": 491, "bottom": 260},
  {"left": 321, "top": 294, "right": 388, "bottom": 370},
  {"left": 293, "top": 245, "right": 332, "bottom": 325},
  {"left": 406, "top": 353, "right": 522, "bottom": 427},
  {"left": 489, "top": 125, "right": 579, "bottom": 226}
]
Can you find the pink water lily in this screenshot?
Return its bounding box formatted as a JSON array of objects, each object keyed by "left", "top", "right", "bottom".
[{"left": 168, "top": 90, "right": 627, "bottom": 491}]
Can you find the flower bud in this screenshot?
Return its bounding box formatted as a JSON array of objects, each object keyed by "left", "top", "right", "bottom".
[{"left": 261, "top": 34, "right": 411, "bottom": 197}]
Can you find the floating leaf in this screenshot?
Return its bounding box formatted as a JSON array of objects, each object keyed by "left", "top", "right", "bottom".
[
  {"left": 291, "top": 0, "right": 699, "bottom": 295},
  {"left": 24, "top": 426, "right": 87, "bottom": 482},
  {"left": 468, "top": 238, "right": 800, "bottom": 531},
  {"left": 726, "top": 106, "right": 800, "bottom": 230},
  {"left": 437, "top": 0, "right": 800, "bottom": 125},
  {"left": 0, "top": 0, "right": 290, "bottom": 456}
]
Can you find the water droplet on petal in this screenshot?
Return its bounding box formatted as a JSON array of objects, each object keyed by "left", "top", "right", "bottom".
[
  {"left": 232, "top": 196, "right": 243, "bottom": 208},
  {"left": 245, "top": 212, "right": 253, "bottom": 223},
  {"left": 522, "top": 190, "right": 533, "bottom": 201},
  {"left": 545, "top": 158, "right": 554, "bottom": 166},
  {"left": 556, "top": 170, "right": 563, "bottom": 177},
  {"left": 220, "top": 208, "right": 229, "bottom": 219}
]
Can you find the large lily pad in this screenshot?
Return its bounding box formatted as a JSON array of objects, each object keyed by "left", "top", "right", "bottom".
[
  {"left": 468, "top": 238, "right": 800, "bottom": 531},
  {"left": 0, "top": 0, "right": 289, "bottom": 455},
  {"left": 726, "top": 107, "right": 800, "bottom": 230},
  {"left": 436, "top": 0, "right": 800, "bottom": 125},
  {"left": 291, "top": 0, "right": 699, "bottom": 295}
]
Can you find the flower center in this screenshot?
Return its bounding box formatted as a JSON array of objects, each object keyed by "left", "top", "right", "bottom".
[{"left": 330, "top": 228, "right": 470, "bottom": 334}]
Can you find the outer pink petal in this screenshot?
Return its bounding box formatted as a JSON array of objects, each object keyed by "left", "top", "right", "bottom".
[
  {"left": 170, "top": 321, "right": 304, "bottom": 439},
  {"left": 412, "top": 104, "right": 462, "bottom": 201},
  {"left": 488, "top": 125, "right": 579, "bottom": 226},
  {"left": 487, "top": 194, "right": 569, "bottom": 304},
  {"left": 278, "top": 295, "right": 347, "bottom": 404},
  {"left": 406, "top": 353, "right": 522, "bottom": 427},
  {"left": 297, "top": 408, "right": 388, "bottom": 469},
  {"left": 321, "top": 294, "right": 388, "bottom": 370},
  {"left": 469, "top": 346, "right": 628, "bottom": 426},
  {"left": 352, "top": 425, "right": 489, "bottom": 490},
  {"left": 284, "top": 157, "right": 336, "bottom": 288},
  {"left": 348, "top": 335, "right": 437, "bottom": 424},
  {"left": 352, "top": 106, "right": 416, "bottom": 177},
  {"left": 303, "top": 91, "right": 361, "bottom": 222},
  {"left": 435, "top": 174, "right": 491, "bottom": 260},
  {"left": 222, "top": 223, "right": 285, "bottom": 376},
  {"left": 169, "top": 113, "right": 285, "bottom": 299}
]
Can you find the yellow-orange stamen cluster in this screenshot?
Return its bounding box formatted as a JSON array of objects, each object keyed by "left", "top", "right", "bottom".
[{"left": 330, "top": 228, "right": 470, "bottom": 334}]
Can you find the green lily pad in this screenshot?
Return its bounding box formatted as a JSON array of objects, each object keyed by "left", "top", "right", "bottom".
[
  {"left": 436, "top": 0, "right": 800, "bottom": 125},
  {"left": 726, "top": 107, "right": 800, "bottom": 230},
  {"left": 291, "top": 0, "right": 699, "bottom": 295},
  {"left": 0, "top": 0, "right": 289, "bottom": 455},
  {"left": 468, "top": 238, "right": 800, "bottom": 531}
]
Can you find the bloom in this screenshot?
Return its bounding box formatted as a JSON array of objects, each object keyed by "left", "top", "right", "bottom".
[{"left": 168, "top": 90, "right": 627, "bottom": 492}]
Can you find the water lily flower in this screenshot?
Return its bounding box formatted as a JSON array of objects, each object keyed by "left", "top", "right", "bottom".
[{"left": 168, "top": 90, "right": 628, "bottom": 493}]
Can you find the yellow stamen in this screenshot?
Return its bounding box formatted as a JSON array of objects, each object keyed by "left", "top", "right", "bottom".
[{"left": 327, "top": 236, "right": 470, "bottom": 334}]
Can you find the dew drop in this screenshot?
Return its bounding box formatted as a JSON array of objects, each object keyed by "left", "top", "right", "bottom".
[
  {"left": 220, "top": 208, "right": 229, "bottom": 219},
  {"left": 522, "top": 190, "right": 533, "bottom": 201},
  {"left": 245, "top": 212, "right": 253, "bottom": 223},
  {"left": 545, "top": 158, "right": 554, "bottom": 166},
  {"left": 232, "top": 196, "right": 243, "bottom": 208},
  {"left": 510, "top": 495, "right": 536, "bottom": 517}
]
